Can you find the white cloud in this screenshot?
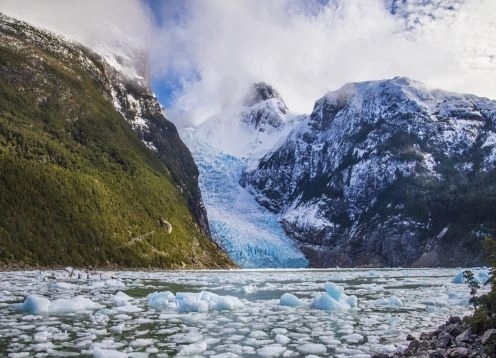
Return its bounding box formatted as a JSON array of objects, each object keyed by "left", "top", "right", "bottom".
[
  {"left": 1, "top": 0, "right": 495, "bottom": 126},
  {"left": 0, "top": 0, "right": 153, "bottom": 49},
  {"left": 152, "top": 0, "right": 496, "bottom": 125}
]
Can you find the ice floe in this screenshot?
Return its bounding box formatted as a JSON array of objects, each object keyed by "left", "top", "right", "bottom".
[
  {"left": 452, "top": 268, "right": 491, "bottom": 285},
  {"left": 14, "top": 295, "right": 102, "bottom": 315},
  {"left": 0, "top": 268, "right": 488, "bottom": 357},
  {"left": 312, "top": 282, "right": 358, "bottom": 311},
  {"left": 279, "top": 293, "right": 303, "bottom": 307}
]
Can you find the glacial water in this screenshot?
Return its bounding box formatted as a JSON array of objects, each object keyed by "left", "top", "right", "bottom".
[{"left": 0, "top": 268, "right": 488, "bottom": 357}]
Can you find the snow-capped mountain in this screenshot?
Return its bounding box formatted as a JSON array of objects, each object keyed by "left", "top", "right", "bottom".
[
  {"left": 181, "top": 83, "right": 308, "bottom": 268},
  {"left": 243, "top": 77, "right": 496, "bottom": 267}
]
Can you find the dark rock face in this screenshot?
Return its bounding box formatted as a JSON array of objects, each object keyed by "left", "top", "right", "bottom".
[
  {"left": 244, "top": 77, "right": 496, "bottom": 267},
  {"left": 104, "top": 67, "right": 211, "bottom": 236},
  {"left": 240, "top": 82, "right": 289, "bottom": 132},
  {"left": 377, "top": 317, "right": 490, "bottom": 357},
  {"left": 243, "top": 82, "right": 288, "bottom": 110}
]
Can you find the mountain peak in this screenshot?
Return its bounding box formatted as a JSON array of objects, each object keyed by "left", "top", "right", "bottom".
[{"left": 243, "top": 82, "right": 288, "bottom": 111}]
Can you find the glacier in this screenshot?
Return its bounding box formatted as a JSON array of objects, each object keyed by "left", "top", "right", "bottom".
[{"left": 181, "top": 129, "right": 308, "bottom": 268}]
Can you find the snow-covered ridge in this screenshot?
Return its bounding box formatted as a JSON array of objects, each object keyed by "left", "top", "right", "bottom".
[{"left": 244, "top": 77, "right": 496, "bottom": 267}]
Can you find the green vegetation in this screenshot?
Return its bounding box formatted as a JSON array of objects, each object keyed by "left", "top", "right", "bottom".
[
  {"left": 470, "top": 237, "right": 496, "bottom": 335},
  {"left": 0, "top": 19, "right": 233, "bottom": 268}
]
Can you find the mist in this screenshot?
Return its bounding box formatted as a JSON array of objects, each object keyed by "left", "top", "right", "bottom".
[{"left": 1, "top": 0, "right": 495, "bottom": 126}]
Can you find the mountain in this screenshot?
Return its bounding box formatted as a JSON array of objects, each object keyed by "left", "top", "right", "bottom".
[
  {"left": 243, "top": 77, "right": 496, "bottom": 267},
  {"left": 180, "top": 82, "right": 308, "bottom": 268},
  {"left": 0, "top": 13, "right": 234, "bottom": 269}
]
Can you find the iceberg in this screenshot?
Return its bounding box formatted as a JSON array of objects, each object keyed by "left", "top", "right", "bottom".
[
  {"left": 13, "top": 295, "right": 50, "bottom": 315},
  {"left": 14, "top": 295, "right": 102, "bottom": 315},
  {"left": 176, "top": 291, "right": 244, "bottom": 313},
  {"left": 312, "top": 282, "right": 357, "bottom": 311},
  {"left": 452, "top": 268, "right": 491, "bottom": 284},
  {"left": 147, "top": 291, "right": 175, "bottom": 310},
  {"left": 279, "top": 293, "right": 303, "bottom": 307}
]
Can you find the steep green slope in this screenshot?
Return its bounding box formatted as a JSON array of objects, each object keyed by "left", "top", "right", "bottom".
[{"left": 0, "top": 15, "right": 234, "bottom": 268}]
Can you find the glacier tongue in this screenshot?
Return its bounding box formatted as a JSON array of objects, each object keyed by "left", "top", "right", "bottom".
[{"left": 181, "top": 130, "right": 308, "bottom": 268}]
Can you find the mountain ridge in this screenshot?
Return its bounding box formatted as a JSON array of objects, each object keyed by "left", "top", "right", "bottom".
[
  {"left": 0, "top": 13, "right": 234, "bottom": 269},
  {"left": 243, "top": 76, "right": 496, "bottom": 267}
]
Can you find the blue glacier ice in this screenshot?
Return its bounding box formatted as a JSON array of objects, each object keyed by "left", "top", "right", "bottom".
[{"left": 182, "top": 131, "right": 308, "bottom": 268}]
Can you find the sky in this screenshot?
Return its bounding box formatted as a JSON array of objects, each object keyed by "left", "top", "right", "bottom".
[{"left": 1, "top": 0, "right": 495, "bottom": 126}]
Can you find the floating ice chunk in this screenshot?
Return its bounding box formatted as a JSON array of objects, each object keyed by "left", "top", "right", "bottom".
[
  {"left": 113, "top": 304, "right": 143, "bottom": 313},
  {"left": 452, "top": 268, "right": 491, "bottom": 284},
  {"left": 279, "top": 293, "right": 303, "bottom": 307},
  {"left": 240, "top": 285, "right": 256, "bottom": 294},
  {"left": 313, "top": 282, "right": 357, "bottom": 311},
  {"left": 170, "top": 332, "right": 204, "bottom": 344},
  {"left": 176, "top": 293, "right": 209, "bottom": 313},
  {"left": 91, "top": 348, "right": 127, "bottom": 358},
  {"left": 325, "top": 283, "right": 345, "bottom": 300},
  {"left": 375, "top": 296, "right": 403, "bottom": 306},
  {"left": 341, "top": 333, "right": 364, "bottom": 343},
  {"left": 297, "top": 343, "right": 327, "bottom": 354},
  {"left": 257, "top": 344, "right": 286, "bottom": 357},
  {"left": 271, "top": 328, "right": 288, "bottom": 335},
  {"left": 14, "top": 295, "right": 50, "bottom": 314},
  {"left": 249, "top": 330, "right": 268, "bottom": 339},
  {"left": 130, "top": 338, "right": 153, "bottom": 348},
  {"left": 177, "top": 341, "right": 208, "bottom": 356},
  {"left": 313, "top": 293, "right": 343, "bottom": 311},
  {"left": 147, "top": 291, "right": 175, "bottom": 310},
  {"left": 346, "top": 294, "right": 358, "bottom": 308},
  {"left": 50, "top": 296, "right": 103, "bottom": 314},
  {"left": 112, "top": 291, "right": 132, "bottom": 307},
  {"left": 49, "top": 282, "right": 74, "bottom": 290},
  {"left": 275, "top": 334, "right": 290, "bottom": 345},
  {"left": 176, "top": 291, "right": 243, "bottom": 313},
  {"left": 14, "top": 294, "right": 102, "bottom": 315},
  {"left": 104, "top": 279, "right": 126, "bottom": 288},
  {"left": 33, "top": 342, "right": 54, "bottom": 352}
]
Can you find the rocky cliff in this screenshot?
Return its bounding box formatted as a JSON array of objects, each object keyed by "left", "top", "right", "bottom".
[{"left": 243, "top": 77, "right": 496, "bottom": 267}]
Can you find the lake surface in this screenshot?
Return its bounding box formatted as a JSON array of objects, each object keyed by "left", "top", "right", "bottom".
[{"left": 0, "top": 268, "right": 485, "bottom": 357}]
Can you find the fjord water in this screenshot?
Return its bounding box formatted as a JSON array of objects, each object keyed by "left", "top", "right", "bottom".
[{"left": 0, "top": 269, "right": 482, "bottom": 357}]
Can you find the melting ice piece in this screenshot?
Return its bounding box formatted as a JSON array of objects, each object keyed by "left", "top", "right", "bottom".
[
  {"left": 176, "top": 291, "right": 244, "bottom": 313},
  {"left": 375, "top": 296, "right": 403, "bottom": 306},
  {"left": 312, "top": 282, "right": 357, "bottom": 311},
  {"left": 279, "top": 293, "right": 303, "bottom": 307},
  {"left": 177, "top": 341, "right": 208, "bottom": 356},
  {"left": 91, "top": 348, "right": 127, "bottom": 358},
  {"left": 112, "top": 291, "right": 132, "bottom": 307},
  {"left": 240, "top": 285, "right": 257, "bottom": 294},
  {"left": 452, "top": 268, "right": 491, "bottom": 284},
  {"left": 13, "top": 295, "right": 50, "bottom": 314},
  {"left": 297, "top": 343, "right": 327, "bottom": 354},
  {"left": 147, "top": 291, "right": 175, "bottom": 310},
  {"left": 50, "top": 296, "right": 103, "bottom": 314},
  {"left": 257, "top": 344, "right": 286, "bottom": 356},
  {"left": 14, "top": 295, "right": 102, "bottom": 314}
]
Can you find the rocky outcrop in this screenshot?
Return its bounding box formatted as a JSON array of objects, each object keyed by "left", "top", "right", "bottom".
[
  {"left": 244, "top": 77, "right": 496, "bottom": 267},
  {"left": 378, "top": 316, "right": 494, "bottom": 357}
]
